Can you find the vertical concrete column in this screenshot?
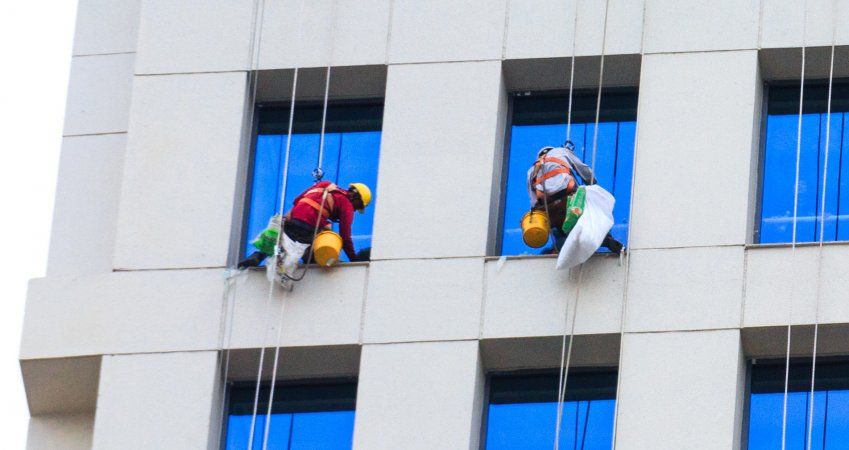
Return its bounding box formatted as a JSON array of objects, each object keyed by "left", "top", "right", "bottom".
[
  {"left": 615, "top": 330, "right": 746, "bottom": 450},
  {"left": 91, "top": 351, "right": 220, "bottom": 450},
  {"left": 27, "top": 414, "right": 94, "bottom": 450},
  {"left": 371, "top": 60, "right": 507, "bottom": 259},
  {"left": 629, "top": 50, "right": 761, "bottom": 249},
  {"left": 353, "top": 341, "right": 485, "bottom": 450}
]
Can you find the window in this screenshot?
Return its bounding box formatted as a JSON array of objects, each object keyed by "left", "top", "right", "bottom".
[
  {"left": 244, "top": 101, "right": 383, "bottom": 260},
  {"left": 225, "top": 380, "right": 356, "bottom": 449},
  {"left": 484, "top": 370, "right": 617, "bottom": 449},
  {"left": 746, "top": 359, "right": 849, "bottom": 449},
  {"left": 500, "top": 90, "right": 638, "bottom": 256},
  {"left": 758, "top": 81, "right": 849, "bottom": 244}
]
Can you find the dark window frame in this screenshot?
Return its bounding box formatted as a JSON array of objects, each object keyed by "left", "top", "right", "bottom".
[{"left": 240, "top": 99, "right": 385, "bottom": 259}]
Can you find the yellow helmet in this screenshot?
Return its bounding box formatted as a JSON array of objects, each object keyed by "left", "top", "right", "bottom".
[{"left": 348, "top": 183, "right": 372, "bottom": 213}]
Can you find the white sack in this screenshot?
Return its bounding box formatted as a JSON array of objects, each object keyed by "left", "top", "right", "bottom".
[
  {"left": 556, "top": 185, "right": 616, "bottom": 270},
  {"left": 266, "top": 232, "right": 311, "bottom": 282}
]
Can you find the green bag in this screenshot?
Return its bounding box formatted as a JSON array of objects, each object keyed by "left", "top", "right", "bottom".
[
  {"left": 561, "top": 186, "right": 586, "bottom": 234},
  {"left": 251, "top": 215, "right": 282, "bottom": 256}
]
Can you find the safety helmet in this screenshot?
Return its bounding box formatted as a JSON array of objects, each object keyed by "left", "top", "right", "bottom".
[{"left": 348, "top": 183, "right": 372, "bottom": 213}]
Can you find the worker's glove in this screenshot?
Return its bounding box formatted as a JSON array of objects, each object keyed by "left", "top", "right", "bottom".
[
  {"left": 237, "top": 251, "right": 266, "bottom": 269},
  {"left": 353, "top": 248, "right": 371, "bottom": 262}
]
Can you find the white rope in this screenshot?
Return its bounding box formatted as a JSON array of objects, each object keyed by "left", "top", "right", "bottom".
[
  {"left": 215, "top": 269, "right": 244, "bottom": 442},
  {"left": 610, "top": 0, "right": 648, "bottom": 447},
  {"left": 260, "top": 2, "right": 337, "bottom": 448},
  {"left": 805, "top": 3, "right": 837, "bottom": 448},
  {"left": 554, "top": 1, "right": 609, "bottom": 447},
  {"left": 781, "top": 2, "right": 808, "bottom": 448},
  {"left": 316, "top": 0, "right": 339, "bottom": 180},
  {"left": 565, "top": 0, "right": 579, "bottom": 142}
]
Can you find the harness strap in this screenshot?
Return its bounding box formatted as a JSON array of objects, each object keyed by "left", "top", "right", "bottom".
[
  {"left": 298, "top": 183, "right": 339, "bottom": 219},
  {"left": 532, "top": 156, "right": 575, "bottom": 198}
]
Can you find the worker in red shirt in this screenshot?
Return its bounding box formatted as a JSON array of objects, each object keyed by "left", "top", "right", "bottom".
[{"left": 238, "top": 181, "right": 373, "bottom": 271}]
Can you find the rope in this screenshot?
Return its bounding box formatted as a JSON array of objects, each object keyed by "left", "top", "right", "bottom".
[
  {"left": 315, "top": 0, "right": 339, "bottom": 181},
  {"left": 260, "top": 2, "right": 337, "bottom": 448},
  {"left": 215, "top": 269, "right": 244, "bottom": 443},
  {"left": 805, "top": 3, "right": 837, "bottom": 448},
  {"left": 565, "top": 0, "right": 579, "bottom": 142},
  {"left": 610, "top": 0, "right": 648, "bottom": 446},
  {"left": 781, "top": 2, "right": 808, "bottom": 448},
  {"left": 554, "top": 1, "right": 610, "bottom": 447}
]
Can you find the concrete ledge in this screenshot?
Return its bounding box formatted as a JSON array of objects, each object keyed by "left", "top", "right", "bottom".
[
  {"left": 224, "top": 345, "right": 361, "bottom": 382},
  {"left": 21, "top": 265, "right": 368, "bottom": 359},
  {"left": 480, "top": 334, "right": 620, "bottom": 372},
  {"left": 482, "top": 254, "right": 625, "bottom": 338},
  {"left": 21, "top": 356, "right": 100, "bottom": 415}
]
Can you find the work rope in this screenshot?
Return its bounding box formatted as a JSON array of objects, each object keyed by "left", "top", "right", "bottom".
[
  {"left": 805, "top": 3, "right": 837, "bottom": 448},
  {"left": 553, "top": 0, "right": 610, "bottom": 448},
  {"left": 609, "top": 0, "right": 648, "bottom": 447},
  {"left": 781, "top": 1, "right": 808, "bottom": 448},
  {"left": 258, "top": 2, "right": 339, "bottom": 449},
  {"left": 564, "top": 0, "right": 579, "bottom": 143},
  {"left": 215, "top": 269, "right": 245, "bottom": 443}
]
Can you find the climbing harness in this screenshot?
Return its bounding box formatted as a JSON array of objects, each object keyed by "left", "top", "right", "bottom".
[
  {"left": 554, "top": 0, "right": 610, "bottom": 448},
  {"left": 804, "top": 2, "right": 836, "bottom": 449},
  {"left": 780, "top": 2, "right": 808, "bottom": 449}
]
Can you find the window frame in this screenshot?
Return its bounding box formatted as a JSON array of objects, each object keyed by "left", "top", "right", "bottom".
[
  {"left": 755, "top": 78, "right": 849, "bottom": 245},
  {"left": 220, "top": 377, "right": 358, "bottom": 449},
  {"left": 480, "top": 367, "right": 619, "bottom": 450},
  {"left": 495, "top": 88, "right": 639, "bottom": 256},
  {"left": 239, "top": 98, "right": 385, "bottom": 260}
]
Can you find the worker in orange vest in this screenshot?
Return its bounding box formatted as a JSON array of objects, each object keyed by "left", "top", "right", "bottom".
[{"left": 528, "top": 141, "right": 623, "bottom": 254}]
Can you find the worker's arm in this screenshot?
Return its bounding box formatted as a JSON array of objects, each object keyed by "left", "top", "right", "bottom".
[
  {"left": 526, "top": 166, "right": 539, "bottom": 208},
  {"left": 564, "top": 150, "right": 596, "bottom": 184},
  {"left": 337, "top": 198, "right": 357, "bottom": 261}
]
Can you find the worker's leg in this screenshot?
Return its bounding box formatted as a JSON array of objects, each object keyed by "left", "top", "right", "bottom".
[
  {"left": 550, "top": 228, "right": 568, "bottom": 254},
  {"left": 237, "top": 251, "right": 267, "bottom": 269},
  {"left": 601, "top": 233, "right": 624, "bottom": 254}
]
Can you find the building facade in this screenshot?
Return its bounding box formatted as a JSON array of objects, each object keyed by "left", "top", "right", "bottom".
[{"left": 20, "top": 0, "right": 849, "bottom": 449}]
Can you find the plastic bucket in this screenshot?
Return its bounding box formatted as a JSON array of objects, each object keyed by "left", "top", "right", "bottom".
[
  {"left": 313, "top": 230, "right": 343, "bottom": 267},
  {"left": 521, "top": 210, "right": 551, "bottom": 248}
]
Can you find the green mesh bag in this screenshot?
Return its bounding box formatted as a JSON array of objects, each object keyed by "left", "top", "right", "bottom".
[{"left": 561, "top": 186, "right": 586, "bottom": 235}]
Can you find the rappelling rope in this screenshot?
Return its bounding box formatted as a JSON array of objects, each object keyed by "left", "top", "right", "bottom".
[
  {"left": 805, "top": 3, "right": 837, "bottom": 448},
  {"left": 243, "top": 0, "right": 299, "bottom": 446},
  {"left": 565, "top": 0, "right": 579, "bottom": 143},
  {"left": 259, "top": 2, "right": 338, "bottom": 449},
  {"left": 553, "top": 1, "right": 610, "bottom": 448},
  {"left": 780, "top": 2, "right": 808, "bottom": 448},
  {"left": 214, "top": 269, "right": 244, "bottom": 443},
  {"left": 609, "top": 0, "right": 648, "bottom": 447}
]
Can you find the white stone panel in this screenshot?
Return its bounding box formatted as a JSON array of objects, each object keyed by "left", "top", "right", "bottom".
[
  {"left": 630, "top": 51, "right": 760, "bottom": 249},
  {"left": 643, "top": 0, "right": 759, "bottom": 53},
  {"left": 114, "top": 72, "right": 247, "bottom": 270},
  {"left": 63, "top": 54, "right": 134, "bottom": 136},
  {"left": 91, "top": 352, "right": 219, "bottom": 450},
  {"left": 353, "top": 341, "right": 484, "bottom": 450},
  {"left": 73, "top": 0, "right": 141, "bottom": 55},
  {"left": 626, "top": 246, "right": 745, "bottom": 332},
  {"left": 259, "top": 0, "right": 391, "bottom": 69},
  {"left": 761, "top": 0, "right": 849, "bottom": 49},
  {"left": 744, "top": 245, "right": 849, "bottom": 327},
  {"left": 21, "top": 270, "right": 225, "bottom": 359},
  {"left": 228, "top": 267, "right": 366, "bottom": 348},
  {"left": 27, "top": 413, "right": 94, "bottom": 450},
  {"left": 47, "top": 135, "right": 126, "bottom": 276},
  {"left": 135, "top": 0, "right": 253, "bottom": 74},
  {"left": 388, "top": 0, "right": 507, "bottom": 64},
  {"left": 371, "top": 61, "right": 505, "bottom": 259},
  {"left": 505, "top": 0, "right": 644, "bottom": 60},
  {"left": 616, "top": 330, "right": 745, "bottom": 449},
  {"left": 481, "top": 256, "right": 624, "bottom": 338},
  {"left": 363, "top": 259, "right": 484, "bottom": 343}
]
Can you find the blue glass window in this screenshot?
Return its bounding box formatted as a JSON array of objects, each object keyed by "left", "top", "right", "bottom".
[
  {"left": 244, "top": 102, "right": 383, "bottom": 260},
  {"left": 747, "top": 359, "right": 849, "bottom": 449},
  {"left": 500, "top": 90, "right": 638, "bottom": 256},
  {"left": 225, "top": 380, "right": 356, "bottom": 450},
  {"left": 485, "top": 370, "right": 617, "bottom": 449},
  {"left": 758, "top": 82, "right": 849, "bottom": 244}
]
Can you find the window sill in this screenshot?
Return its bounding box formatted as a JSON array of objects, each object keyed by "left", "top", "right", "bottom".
[{"left": 746, "top": 240, "right": 849, "bottom": 250}]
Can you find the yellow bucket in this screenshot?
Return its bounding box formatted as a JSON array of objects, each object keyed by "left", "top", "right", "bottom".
[
  {"left": 313, "top": 230, "right": 343, "bottom": 267},
  {"left": 521, "top": 210, "right": 551, "bottom": 248}
]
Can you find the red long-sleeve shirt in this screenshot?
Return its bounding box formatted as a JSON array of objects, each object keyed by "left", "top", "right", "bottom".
[{"left": 290, "top": 181, "right": 357, "bottom": 261}]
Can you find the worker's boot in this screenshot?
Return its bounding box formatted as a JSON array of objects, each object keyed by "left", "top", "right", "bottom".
[
  {"left": 602, "top": 234, "right": 624, "bottom": 254},
  {"left": 237, "top": 251, "right": 266, "bottom": 269}
]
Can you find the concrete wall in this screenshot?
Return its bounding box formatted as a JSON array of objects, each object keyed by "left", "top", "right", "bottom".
[{"left": 23, "top": 0, "right": 849, "bottom": 449}]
